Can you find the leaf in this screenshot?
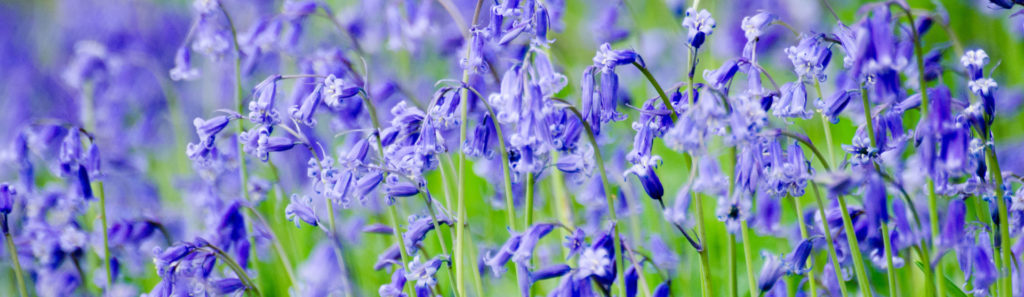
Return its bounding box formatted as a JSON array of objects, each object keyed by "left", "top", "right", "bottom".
[
  {"left": 914, "top": 261, "right": 926, "bottom": 273},
  {"left": 942, "top": 276, "right": 969, "bottom": 297}
]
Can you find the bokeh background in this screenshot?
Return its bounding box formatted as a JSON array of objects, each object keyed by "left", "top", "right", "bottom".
[{"left": 0, "top": 0, "right": 1022, "bottom": 296}]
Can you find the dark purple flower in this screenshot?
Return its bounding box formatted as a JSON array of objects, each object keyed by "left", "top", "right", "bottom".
[
  {"left": 512, "top": 223, "right": 556, "bottom": 265},
  {"left": 0, "top": 183, "right": 14, "bottom": 215}
]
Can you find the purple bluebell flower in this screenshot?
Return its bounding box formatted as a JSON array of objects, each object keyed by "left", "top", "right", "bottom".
[
  {"left": 404, "top": 215, "right": 450, "bottom": 254},
  {"left": 0, "top": 183, "right": 14, "bottom": 215},
  {"left": 379, "top": 268, "right": 407, "bottom": 297},
  {"left": 961, "top": 49, "right": 989, "bottom": 81},
  {"left": 407, "top": 255, "right": 448, "bottom": 291},
  {"left": 682, "top": 8, "right": 716, "bottom": 48},
  {"left": 248, "top": 75, "right": 283, "bottom": 126},
  {"left": 758, "top": 236, "right": 818, "bottom": 292},
  {"left": 938, "top": 198, "right": 966, "bottom": 250},
  {"left": 785, "top": 34, "right": 832, "bottom": 83},
  {"left": 323, "top": 74, "right": 361, "bottom": 109},
  {"left": 862, "top": 171, "right": 889, "bottom": 225},
  {"left": 512, "top": 223, "right": 556, "bottom": 265},
  {"left": 564, "top": 228, "right": 586, "bottom": 260},
  {"left": 703, "top": 58, "right": 742, "bottom": 92},
  {"left": 775, "top": 82, "right": 813, "bottom": 119},
  {"left": 485, "top": 231, "right": 523, "bottom": 277},
  {"left": 289, "top": 83, "right": 322, "bottom": 127},
  {"left": 741, "top": 12, "right": 776, "bottom": 41},
  {"left": 716, "top": 192, "right": 751, "bottom": 234},
  {"left": 816, "top": 89, "right": 858, "bottom": 124},
  {"left": 169, "top": 46, "right": 199, "bottom": 81},
  {"left": 285, "top": 194, "right": 319, "bottom": 228}
]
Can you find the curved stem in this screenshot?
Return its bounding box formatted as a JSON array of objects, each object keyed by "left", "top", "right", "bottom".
[
  {"left": 836, "top": 193, "right": 873, "bottom": 296},
  {"left": 242, "top": 205, "right": 298, "bottom": 290},
  {"left": 632, "top": 62, "right": 678, "bottom": 122},
  {"left": 986, "top": 135, "right": 1012, "bottom": 297},
  {"left": 357, "top": 91, "right": 413, "bottom": 295},
  {"left": 206, "top": 243, "right": 263, "bottom": 297},
  {"left": 3, "top": 217, "right": 28, "bottom": 297},
  {"left": 550, "top": 98, "right": 626, "bottom": 296}
]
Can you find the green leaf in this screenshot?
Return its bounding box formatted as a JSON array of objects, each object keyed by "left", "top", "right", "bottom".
[
  {"left": 942, "top": 276, "right": 969, "bottom": 297},
  {"left": 914, "top": 261, "right": 926, "bottom": 273}
]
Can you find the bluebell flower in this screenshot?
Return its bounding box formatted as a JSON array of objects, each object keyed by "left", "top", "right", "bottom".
[
  {"left": 530, "top": 264, "right": 572, "bottom": 283},
  {"left": 774, "top": 82, "right": 813, "bottom": 119},
  {"left": 741, "top": 12, "right": 777, "bottom": 41},
  {"left": 757, "top": 236, "right": 819, "bottom": 292},
  {"left": 407, "top": 255, "right": 448, "bottom": 291},
  {"left": 404, "top": 215, "right": 450, "bottom": 254},
  {"left": 663, "top": 184, "right": 692, "bottom": 227},
  {"left": 323, "top": 74, "right": 361, "bottom": 109},
  {"left": 785, "top": 34, "right": 832, "bottom": 83},
  {"left": 682, "top": 8, "right": 716, "bottom": 48},
  {"left": 485, "top": 231, "right": 523, "bottom": 277},
  {"left": 289, "top": 83, "right": 322, "bottom": 127},
  {"left": 59, "top": 128, "right": 83, "bottom": 176},
  {"left": 693, "top": 157, "right": 729, "bottom": 198},
  {"left": 512, "top": 223, "right": 556, "bottom": 265},
  {"left": 938, "top": 198, "right": 966, "bottom": 250},
  {"left": 653, "top": 281, "right": 671, "bottom": 297},
  {"left": 169, "top": 46, "right": 199, "bottom": 81},
  {"left": 379, "top": 268, "right": 407, "bottom": 297},
  {"left": 816, "top": 89, "right": 858, "bottom": 124},
  {"left": 703, "top": 58, "right": 742, "bottom": 92},
  {"left": 285, "top": 194, "right": 319, "bottom": 228},
  {"left": 957, "top": 229, "right": 998, "bottom": 296},
  {"left": 716, "top": 192, "right": 751, "bottom": 234},
  {"left": 0, "top": 183, "right": 14, "bottom": 215},
  {"left": 961, "top": 49, "right": 989, "bottom": 81},
  {"left": 861, "top": 171, "right": 889, "bottom": 225},
  {"left": 461, "top": 28, "right": 489, "bottom": 74},
  {"left": 968, "top": 78, "right": 998, "bottom": 121},
  {"left": 248, "top": 75, "right": 283, "bottom": 126}
]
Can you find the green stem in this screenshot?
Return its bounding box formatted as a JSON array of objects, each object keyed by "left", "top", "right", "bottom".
[
  {"left": 356, "top": 92, "right": 413, "bottom": 295},
  {"left": 207, "top": 243, "right": 263, "bottom": 297},
  {"left": 4, "top": 218, "right": 28, "bottom": 297},
  {"left": 728, "top": 232, "right": 738, "bottom": 297},
  {"left": 632, "top": 62, "right": 678, "bottom": 122},
  {"left": 836, "top": 193, "right": 873, "bottom": 296},
  {"left": 813, "top": 81, "right": 836, "bottom": 165},
  {"left": 95, "top": 182, "right": 112, "bottom": 289},
  {"left": 861, "top": 86, "right": 898, "bottom": 297},
  {"left": 881, "top": 223, "right": 898, "bottom": 297},
  {"left": 454, "top": 1, "right": 486, "bottom": 295},
  {"left": 421, "top": 193, "right": 459, "bottom": 297},
  {"left": 217, "top": 4, "right": 260, "bottom": 281},
  {"left": 741, "top": 223, "right": 759, "bottom": 297},
  {"left": 524, "top": 173, "right": 535, "bottom": 230},
  {"left": 789, "top": 195, "right": 818, "bottom": 297},
  {"left": 690, "top": 165, "right": 713, "bottom": 297},
  {"left": 552, "top": 98, "right": 625, "bottom": 296},
  {"left": 986, "top": 135, "right": 1012, "bottom": 297},
  {"left": 551, "top": 152, "right": 575, "bottom": 256}
]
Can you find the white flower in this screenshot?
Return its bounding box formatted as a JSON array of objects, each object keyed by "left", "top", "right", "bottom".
[
  {"left": 968, "top": 78, "right": 998, "bottom": 95},
  {"left": 960, "top": 49, "right": 989, "bottom": 68},
  {"left": 576, "top": 248, "right": 611, "bottom": 278}
]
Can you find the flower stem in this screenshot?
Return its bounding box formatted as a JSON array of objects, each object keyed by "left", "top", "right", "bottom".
[
  {"left": 524, "top": 173, "right": 535, "bottom": 230},
  {"left": 740, "top": 223, "right": 759, "bottom": 296},
  {"left": 813, "top": 81, "right": 835, "bottom": 165},
  {"left": 207, "top": 243, "right": 263, "bottom": 297},
  {"left": 421, "top": 193, "right": 459, "bottom": 297},
  {"left": 455, "top": 1, "right": 486, "bottom": 295},
  {"left": 835, "top": 192, "right": 873, "bottom": 296},
  {"left": 789, "top": 194, "right": 819, "bottom": 297},
  {"left": 728, "top": 232, "right": 738, "bottom": 297},
  {"left": 96, "top": 181, "right": 113, "bottom": 289},
  {"left": 860, "top": 86, "right": 897, "bottom": 297},
  {"left": 687, "top": 156, "right": 714, "bottom": 297},
  {"left": 551, "top": 98, "right": 625, "bottom": 296},
  {"left": 632, "top": 62, "right": 678, "bottom": 122},
  {"left": 985, "top": 134, "right": 1012, "bottom": 297},
  {"left": 550, "top": 152, "right": 575, "bottom": 256},
  {"left": 3, "top": 215, "right": 28, "bottom": 297}
]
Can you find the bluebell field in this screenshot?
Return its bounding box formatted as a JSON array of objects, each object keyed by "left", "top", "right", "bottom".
[{"left": 2, "top": 0, "right": 1024, "bottom": 296}]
